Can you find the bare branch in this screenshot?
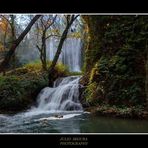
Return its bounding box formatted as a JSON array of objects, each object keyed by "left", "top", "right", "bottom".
[
  {"left": 66, "top": 15, "right": 70, "bottom": 24},
  {"left": 40, "top": 16, "right": 45, "bottom": 29},
  {"left": 45, "top": 34, "right": 61, "bottom": 40},
  {"left": 46, "top": 15, "right": 57, "bottom": 30},
  {"left": 36, "top": 45, "right": 41, "bottom": 52},
  {"left": 69, "top": 15, "right": 79, "bottom": 26},
  {"left": 73, "top": 15, "right": 79, "bottom": 21}
]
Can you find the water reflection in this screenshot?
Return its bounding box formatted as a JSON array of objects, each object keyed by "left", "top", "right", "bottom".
[
  {"left": 79, "top": 114, "right": 148, "bottom": 133},
  {"left": 1, "top": 113, "right": 148, "bottom": 133}
]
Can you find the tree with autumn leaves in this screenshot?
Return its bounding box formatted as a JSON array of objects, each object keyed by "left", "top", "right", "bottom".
[
  {"left": 0, "top": 15, "right": 78, "bottom": 80},
  {"left": 0, "top": 15, "right": 41, "bottom": 74}
]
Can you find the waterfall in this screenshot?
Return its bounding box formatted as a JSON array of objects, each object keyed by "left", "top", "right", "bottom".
[
  {"left": 0, "top": 76, "right": 85, "bottom": 133},
  {"left": 47, "top": 37, "right": 82, "bottom": 72},
  {"left": 33, "top": 76, "right": 83, "bottom": 112},
  {"left": 16, "top": 37, "right": 83, "bottom": 72}
]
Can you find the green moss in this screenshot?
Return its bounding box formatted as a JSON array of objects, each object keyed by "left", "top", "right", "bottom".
[
  {"left": 55, "top": 62, "right": 69, "bottom": 76},
  {"left": 93, "top": 104, "right": 146, "bottom": 119},
  {"left": 0, "top": 74, "right": 47, "bottom": 112},
  {"left": 68, "top": 71, "right": 83, "bottom": 76},
  {"left": 84, "top": 81, "right": 104, "bottom": 105},
  {"left": 85, "top": 82, "right": 97, "bottom": 103},
  {"left": 89, "top": 63, "right": 99, "bottom": 83},
  {"left": 0, "top": 61, "right": 69, "bottom": 113},
  {"left": 82, "top": 16, "right": 147, "bottom": 107}
]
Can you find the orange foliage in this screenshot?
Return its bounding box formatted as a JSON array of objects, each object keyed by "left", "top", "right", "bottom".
[
  {"left": 0, "top": 18, "right": 11, "bottom": 35},
  {"left": 0, "top": 18, "right": 8, "bottom": 32},
  {"left": 0, "top": 17, "right": 11, "bottom": 51}
]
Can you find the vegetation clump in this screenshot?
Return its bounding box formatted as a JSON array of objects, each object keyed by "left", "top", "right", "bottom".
[
  {"left": 86, "top": 105, "right": 148, "bottom": 119},
  {"left": 0, "top": 61, "right": 68, "bottom": 113},
  {"left": 82, "top": 16, "right": 147, "bottom": 108}
]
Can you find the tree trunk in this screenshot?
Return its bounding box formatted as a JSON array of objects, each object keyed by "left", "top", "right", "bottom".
[
  {"left": 48, "top": 15, "right": 79, "bottom": 85},
  {"left": 37, "top": 30, "right": 47, "bottom": 71},
  {"left": 48, "top": 26, "right": 69, "bottom": 86},
  {"left": 10, "top": 15, "right": 17, "bottom": 69},
  {"left": 42, "top": 31, "right": 47, "bottom": 70},
  {"left": 36, "top": 15, "right": 57, "bottom": 71},
  {"left": 48, "top": 25, "right": 69, "bottom": 73},
  {"left": 0, "top": 15, "right": 41, "bottom": 73}
]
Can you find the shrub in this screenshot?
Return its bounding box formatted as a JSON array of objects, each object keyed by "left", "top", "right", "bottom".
[{"left": 0, "top": 61, "right": 69, "bottom": 113}]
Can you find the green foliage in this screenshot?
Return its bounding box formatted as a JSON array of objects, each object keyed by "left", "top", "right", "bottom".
[
  {"left": 95, "top": 104, "right": 145, "bottom": 118},
  {"left": 0, "top": 61, "right": 69, "bottom": 113},
  {"left": 68, "top": 71, "right": 83, "bottom": 76},
  {"left": 84, "top": 82, "right": 104, "bottom": 105},
  {"left": 89, "top": 63, "right": 99, "bottom": 83},
  {"left": 55, "top": 62, "right": 69, "bottom": 76},
  {"left": 67, "top": 32, "right": 82, "bottom": 38},
  {"left": 11, "top": 60, "right": 69, "bottom": 78},
  {"left": 82, "top": 16, "right": 103, "bottom": 71},
  {"left": 85, "top": 82, "right": 97, "bottom": 102},
  {"left": 0, "top": 72, "right": 47, "bottom": 112},
  {"left": 83, "top": 16, "right": 147, "bottom": 107}
]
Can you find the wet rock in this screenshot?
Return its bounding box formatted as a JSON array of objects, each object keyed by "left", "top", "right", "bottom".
[{"left": 54, "top": 115, "right": 63, "bottom": 118}]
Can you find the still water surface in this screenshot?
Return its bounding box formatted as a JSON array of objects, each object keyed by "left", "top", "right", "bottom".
[{"left": 0, "top": 111, "right": 148, "bottom": 133}]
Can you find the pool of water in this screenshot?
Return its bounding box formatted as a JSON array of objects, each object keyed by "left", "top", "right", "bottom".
[{"left": 0, "top": 111, "right": 148, "bottom": 133}]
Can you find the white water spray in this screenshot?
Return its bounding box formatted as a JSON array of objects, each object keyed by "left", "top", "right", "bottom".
[{"left": 33, "top": 76, "right": 83, "bottom": 112}]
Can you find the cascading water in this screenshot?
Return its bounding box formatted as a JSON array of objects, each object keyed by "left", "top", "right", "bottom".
[
  {"left": 33, "top": 76, "right": 83, "bottom": 112},
  {"left": 17, "top": 37, "right": 83, "bottom": 72},
  {"left": 1, "top": 28, "right": 85, "bottom": 132},
  {"left": 47, "top": 37, "right": 83, "bottom": 72},
  {"left": 0, "top": 76, "right": 86, "bottom": 133}
]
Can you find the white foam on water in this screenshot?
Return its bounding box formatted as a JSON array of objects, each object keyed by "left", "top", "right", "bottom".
[
  {"left": 32, "top": 76, "right": 83, "bottom": 112},
  {"left": 34, "top": 113, "right": 82, "bottom": 122}
]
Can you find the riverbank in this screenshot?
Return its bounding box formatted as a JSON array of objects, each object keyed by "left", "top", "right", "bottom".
[
  {"left": 84, "top": 105, "right": 148, "bottom": 120},
  {"left": 0, "top": 62, "right": 69, "bottom": 113}
]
